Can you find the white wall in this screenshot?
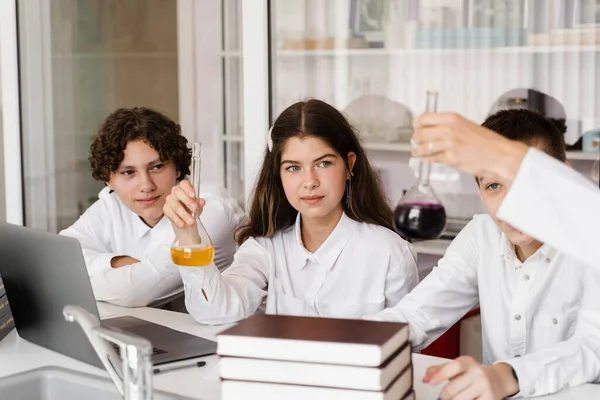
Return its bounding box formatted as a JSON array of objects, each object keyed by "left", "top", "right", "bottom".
[{"left": 0, "top": 0, "right": 23, "bottom": 225}]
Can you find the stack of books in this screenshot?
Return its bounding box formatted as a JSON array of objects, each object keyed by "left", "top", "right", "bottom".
[
  {"left": 217, "top": 314, "right": 414, "bottom": 400},
  {"left": 0, "top": 275, "right": 15, "bottom": 342}
]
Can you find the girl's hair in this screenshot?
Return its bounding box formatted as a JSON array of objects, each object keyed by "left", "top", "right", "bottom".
[{"left": 235, "top": 99, "right": 393, "bottom": 245}]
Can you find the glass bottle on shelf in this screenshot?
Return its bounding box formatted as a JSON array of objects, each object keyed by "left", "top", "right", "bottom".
[{"left": 170, "top": 143, "right": 215, "bottom": 267}]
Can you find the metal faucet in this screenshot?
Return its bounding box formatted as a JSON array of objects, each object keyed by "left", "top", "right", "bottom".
[{"left": 63, "top": 305, "right": 153, "bottom": 400}]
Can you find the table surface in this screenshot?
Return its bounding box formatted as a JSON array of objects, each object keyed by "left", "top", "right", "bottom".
[{"left": 0, "top": 303, "right": 598, "bottom": 399}]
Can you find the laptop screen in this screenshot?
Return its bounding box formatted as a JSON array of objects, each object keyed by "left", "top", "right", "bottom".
[{"left": 0, "top": 222, "right": 103, "bottom": 367}]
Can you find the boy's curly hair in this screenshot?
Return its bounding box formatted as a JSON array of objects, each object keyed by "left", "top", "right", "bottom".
[{"left": 89, "top": 107, "right": 191, "bottom": 182}]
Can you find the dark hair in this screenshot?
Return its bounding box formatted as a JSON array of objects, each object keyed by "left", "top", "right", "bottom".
[
  {"left": 489, "top": 89, "right": 567, "bottom": 135},
  {"left": 235, "top": 99, "right": 393, "bottom": 245},
  {"left": 89, "top": 107, "right": 191, "bottom": 182},
  {"left": 482, "top": 108, "right": 567, "bottom": 162}
]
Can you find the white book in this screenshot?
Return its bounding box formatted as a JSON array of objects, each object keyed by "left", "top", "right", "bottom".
[
  {"left": 221, "top": 365, "right": 413, "bottom": 400},
  {"left": 219, "top": 343, "right": 411, "bottom": 391}
]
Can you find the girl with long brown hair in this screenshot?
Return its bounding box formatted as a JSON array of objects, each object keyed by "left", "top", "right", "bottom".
[{"left": 164, "top": 99, "right": 417, "bottom": 325}]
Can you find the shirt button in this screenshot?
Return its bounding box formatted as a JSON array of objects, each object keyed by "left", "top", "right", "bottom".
[
  {"left": 514, "top": 314, "right": 522, "bottom": 321},
  {"left": 523, "top": 274, "right": 530, "bottom": 281},
  {"left": 552, "top": 318, "right": 558, "bottom": 324}
]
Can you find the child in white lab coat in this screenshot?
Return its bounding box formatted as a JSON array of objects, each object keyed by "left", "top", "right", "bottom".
[
  {"left": 372, "top": 109, "right": 600, "bottom": 399},
  {"left": 412, "top": 111, "right": 600, "bottom": 271},
  {"left": 164, "top": 99, "right": 418, "bottom": 325},
  {"left": 61, "top": 107, "right": 242, "bottom": 308}
]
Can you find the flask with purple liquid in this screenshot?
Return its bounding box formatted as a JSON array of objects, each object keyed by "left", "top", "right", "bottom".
[{"left": 393, "top": 91, "right": 447, "bottom": 240}]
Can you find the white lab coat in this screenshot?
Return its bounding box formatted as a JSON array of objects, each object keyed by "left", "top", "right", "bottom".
[
  {"left": 180, "top": 212, "right": 419, "bottom": 325},
  {"left": 60, "top": 184, "right": 243, "bottom": 307},
  {"left": 498, "top": 148, "right": 600, "bottom": 269},
  {"left": 372, "top": 213, "right": 600, "bottom": 398}
]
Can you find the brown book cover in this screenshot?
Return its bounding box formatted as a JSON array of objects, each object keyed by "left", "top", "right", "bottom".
[
  {"left": 218, "top": 314, "right": 409, "bottom": 367},
  {"left": 221, "top": 364, "right": 413, "bottom": 400},
  {"left": 219, "top": 342, "right": 411, "bottom": 391},
  {"left": 0, "top": 275, "right": 5, "bottom": 298}
]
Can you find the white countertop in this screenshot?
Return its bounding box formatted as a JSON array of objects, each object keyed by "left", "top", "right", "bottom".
[{"left": 0, "top": 303, "right": 598, "bottom": 399}]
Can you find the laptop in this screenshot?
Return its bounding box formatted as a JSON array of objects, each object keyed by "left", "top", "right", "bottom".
[{"left": 0, "top": 221, "right": 217, "bottom": 368}]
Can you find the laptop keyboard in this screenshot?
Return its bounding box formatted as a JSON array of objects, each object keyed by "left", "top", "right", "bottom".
[{"left": 110, "top": 342, "right": 167, "bottom": 356}]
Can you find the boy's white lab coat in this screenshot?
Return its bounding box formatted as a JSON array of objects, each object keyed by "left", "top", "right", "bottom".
[
  {"left": 373, "top": 213, "right": 600, "bottom": 397},
  {"left": 61, "top": 184, "right": 243, "bottom": 307}
]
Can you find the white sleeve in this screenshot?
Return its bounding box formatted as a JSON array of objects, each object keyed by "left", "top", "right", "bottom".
[
  {"left": 199, "top": 189, "right": 244, "bottom": 272},
  {"left": 497, "top": 148, "right": 600, "bottom": 270},
  {"left": 61, "top": 198, "right": 182, "bottom": 307},
  {"left": 179, "top": 237, "right": 269, "bottom": 325},
  {"left": 63, "top": 189, "right": 243, "bottom": 308},
  {"left": 499, "top": 266, "right": 600, "bottom": 398},
  {"left": 88, "top": 240, "right": 182, "bottom": 308},
  {"left": 370, "top": 219, "right": 480, "bottom": 350},
  {"left": 60, "top": 200, "right": 118, "bottom": 277},
  {"left": 383, "top": 240, "right": 419, "bottom": 308}
]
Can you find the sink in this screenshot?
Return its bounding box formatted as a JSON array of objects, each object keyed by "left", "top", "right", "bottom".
[{"left": 0, "top": 366, "right": 193, "bottom": 400}]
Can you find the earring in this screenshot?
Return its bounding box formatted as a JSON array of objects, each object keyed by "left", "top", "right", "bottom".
[{"left": 346, "top": 174, "right": 352, "bottom": 208}]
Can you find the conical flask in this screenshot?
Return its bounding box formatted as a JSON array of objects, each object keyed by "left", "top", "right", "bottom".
[
  {"left": 170, "top": 143, "right": 215, "bottom": 267},
  {"left": 393, "top": 91, "right": 447, "bottom": 240}
]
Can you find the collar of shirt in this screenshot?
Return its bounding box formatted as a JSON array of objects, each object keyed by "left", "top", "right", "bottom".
[
  {"left": 130, "top": 207, "right": 173, "bottom": 240},
  {"left": 498, "top": 232, "right": 557, "bottom": 267},
  {"left": 292, "top": 212, "right": 356, "bottom": 272}
]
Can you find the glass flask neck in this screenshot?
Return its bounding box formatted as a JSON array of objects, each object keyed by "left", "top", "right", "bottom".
[{"left": 417, "top": 160, "right": 432, "bottom": 187}]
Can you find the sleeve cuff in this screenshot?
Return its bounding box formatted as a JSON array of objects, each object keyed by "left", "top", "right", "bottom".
[
  {"left": 367, "top": 308, "right": 429, "bottom": 350},
  {"left": 497, "top": 148, "right": 536, "bottom": 221},
  {"left": 495, "top": 359, "right": 534, "bottom": 398},
  {"left": 141, "top": 241, "right": 176, "bottom": 272},
  {"left": 179, "top": 263, "right": 219, "bottom": 302},
  {"left": 88, "top": 253, "right": 121, "bottom": 276}
]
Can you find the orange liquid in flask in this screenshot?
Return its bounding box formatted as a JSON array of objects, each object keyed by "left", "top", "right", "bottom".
[{"left": 170, "top": 244, "right": 214, "bottom": 267}]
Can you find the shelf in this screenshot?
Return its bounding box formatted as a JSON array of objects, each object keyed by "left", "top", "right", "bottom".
[
  {"left": 221, "top": 50, "right": 242, "bottom": 57},
  {"left": 221, "top": 46, "right": 599, "bottom": 58},
  {"left": 412, "top": 239, "right": 451, "bottom": 256},
  {"left": 274, "top": 45, "right": 599, "bottom": 57},
  {"left": 364, "top": 141, "right": 598, "bottom": 161},
  {"left": 52, "top": 52, "right": 177, "bottom": 59},
  {"left": 223, "top": 138, "right": 411, "bottom": 151},
  {"left": 566, "top": 151, "right": 599, "bottom": 161},
  {"left": 363, "top": 142, "right": 412, "bottom": 152},
  {"left": 223, "top": 135, "right": 244, "bottom": 143},
  {"left": 219, "top": 137, "right": 597, "bottom": 160}
]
